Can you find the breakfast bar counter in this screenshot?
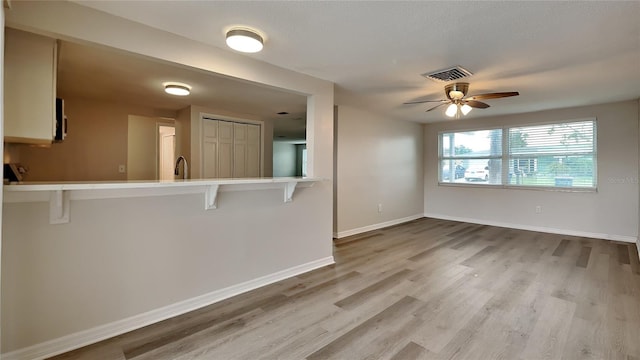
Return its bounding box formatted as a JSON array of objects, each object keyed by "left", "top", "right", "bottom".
[
  {"left": 3, "top": 177, "right": 321, "bottom": 224},
  {"left": 2, "top": 176, "right": 333, "bottom": 359}
]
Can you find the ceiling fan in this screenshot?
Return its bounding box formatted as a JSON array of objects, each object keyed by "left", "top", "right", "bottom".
[{"left": 404, "top": 82, "right": 519, "bottom": 118}]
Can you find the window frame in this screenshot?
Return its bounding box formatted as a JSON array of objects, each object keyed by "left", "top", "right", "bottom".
[
  {"left": 438, "top": 126, "right": 504, "bottom": 186},
  {"left": 437, "top": 118, "right": 597, "bottom": 192}
]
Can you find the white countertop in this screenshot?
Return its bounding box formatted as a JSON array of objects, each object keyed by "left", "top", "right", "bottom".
[
  {"left": 4, "top": 177, "right": 321, "bottom": 191},
  {"left": 4, "top": 177, "right": 324, "bottom": 223}
]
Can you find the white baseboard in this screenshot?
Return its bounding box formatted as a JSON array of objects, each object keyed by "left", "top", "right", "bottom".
[
  {"left": 1, "top": 256, "right": 335, "bottom": 360},
  {"left": 424, "top": 212, "right": 638, "bottom": 244},
  {"left": 334, "top": 214, "right": 424, "bottom": 239}
]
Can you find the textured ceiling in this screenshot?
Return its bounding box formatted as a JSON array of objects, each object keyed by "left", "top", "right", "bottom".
[{"left": 75, "top": 0, "right": 640, "bottom": 123}]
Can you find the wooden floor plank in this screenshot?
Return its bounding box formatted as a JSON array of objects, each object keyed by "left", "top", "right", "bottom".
[
  {"left": 334, "top": 269, "right": 412, "bottom": 310},
  {"left": 48, "top": 219, "right": 640, "bottom": 360},
  {"left": 552, "top": 239, "right": 571, "bottom": 256},
  {"left": 305, "top": 296, "right": 424, "bottom": 360},
  {"left": 618, "top": 244, "right": 632, "bottom": 264},
  {"left": 629, "top": 244, "right": 640, "bottom": 275},
  {"left": 389, "top": 341, "right": 429, "bottom": 360},
  {"left": 576, "top": 246, "right": 593, "bottom": 268},
  {"left": 460, "top": 245, "right": 498, "bottom": 267},
  {"left": 521, "top": 296, "right": 577, "bottom": 360}
]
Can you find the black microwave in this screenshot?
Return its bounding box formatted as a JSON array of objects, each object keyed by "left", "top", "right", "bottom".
[{"left": 55, "top": 98, "right": 67, "bottom": 141}]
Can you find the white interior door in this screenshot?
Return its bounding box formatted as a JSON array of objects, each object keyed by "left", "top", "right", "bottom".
[{"left": 158, "top": 125, "right": 175, "bottom": 180}]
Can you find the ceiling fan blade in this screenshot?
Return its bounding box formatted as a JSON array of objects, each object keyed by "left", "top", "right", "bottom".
[
  {"left": 425, "top": 103, "right": 448, "bottom": 112},
  {"left": 403, "top": 99, "right": 447, "bottom": 105},
  {"left": 465, "top": 100, "right": 490, "bottom": 109},
  {"left": 466, "top": 92, "right": 519, "bottom": 101}
]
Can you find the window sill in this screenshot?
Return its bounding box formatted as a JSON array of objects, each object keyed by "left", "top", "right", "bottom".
[{"left": 437, "top": 181, "right": 597, "bottom": 193}]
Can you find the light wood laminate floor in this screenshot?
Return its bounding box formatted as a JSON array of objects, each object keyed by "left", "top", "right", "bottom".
[{"left": 50, "top": 218, "right": 640, "bottom": 360}]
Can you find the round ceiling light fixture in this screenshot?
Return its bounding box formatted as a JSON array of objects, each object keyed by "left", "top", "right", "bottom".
[
  {"left": 164, "top": 83, "right": 191, "bottom": 96},
  {"left": 226, "top": 28, "right": 264, "bottom": 53}
]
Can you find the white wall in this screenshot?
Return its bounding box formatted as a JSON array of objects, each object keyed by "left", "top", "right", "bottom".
[
  {"left": 273, "top": 141, "right": 297, "bottom": 177},
  {"left": 335, "top": 104, "right": 424, "bottom": 237},
  {"left": 2, "top": 1, "right": 333, "bottom": 356},
  {"left": 424, "top": 100, "right": 640, "bottom": 241}
]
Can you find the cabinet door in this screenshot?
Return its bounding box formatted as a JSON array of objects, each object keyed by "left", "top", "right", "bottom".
[
  {"left": 4, "top": 29, "right": 57, "bottom": 144},
  {"left": 246, "top": 124, "right": 261, "bottom": 177},
  {"left": 218, "top": 121, "right": 234, "bottom": 178},
  {"left": 202, "top": 120, "right": 218, "bottom": 178},
  {"left": 233, "top": 123, "right": 247, "bottom": 178}
]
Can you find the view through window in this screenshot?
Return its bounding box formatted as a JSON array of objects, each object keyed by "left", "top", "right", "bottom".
[
  {"left": 439, "top": 119, "right": 596, "bottom": 189},
  {"left": 440, "top": 129, "right": 503, "bottom": 185}
]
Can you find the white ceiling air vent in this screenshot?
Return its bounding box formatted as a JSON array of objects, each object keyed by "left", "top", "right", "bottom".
[{"left": 421, "top": 66, "right": 473, "bottom": 82}]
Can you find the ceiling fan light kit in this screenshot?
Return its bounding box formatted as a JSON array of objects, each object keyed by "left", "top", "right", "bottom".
[
  {"left": 404, "top": 81, "right": 519, "bottom": 118},
  {"left": 445, "top": 103, "right": 458, "bottom": 117},
  {"left": 445, "top": 103, "right": 473, "bottom": 118},
  {"left": 445, "top": 82, "right": 469, "bottom": 100}
]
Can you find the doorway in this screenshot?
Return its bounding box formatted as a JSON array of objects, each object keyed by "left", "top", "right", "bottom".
[{"left": 158, "top": 125, "right": 176, "bottom": 180}]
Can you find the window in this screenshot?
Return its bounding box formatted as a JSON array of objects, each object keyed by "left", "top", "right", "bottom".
[
  {"left": 439, "top": 129, "right": 502, "bottom": 185},
  {"left": 438, "top": 119, "right": 596, "bottom": 189},
  {"left": 508, "top": 120, "right": 595, "bottom": 188}
]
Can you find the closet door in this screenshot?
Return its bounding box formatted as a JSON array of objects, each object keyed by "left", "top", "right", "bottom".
[
  {"left": 246, "top": 124, "right": 261, "bottom": 177},
  {"left": 200, "top": 118, "right": 262, "bottom": 179},
  {"left": 233, "top": 123, "right": 248, "bottom": 178},
  {"left": 218, "top": 121, "right": 234, "bottom": 178},
  {"left": 202, "top": 120, "right": 218, "bottom": 178}
]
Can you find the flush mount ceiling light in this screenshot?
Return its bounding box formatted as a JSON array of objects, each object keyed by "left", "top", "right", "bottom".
[
  {"left": 164, "top": 83, "right": 191, "bottom": 96},
  {"left": 226, "top": 28, "right": 264, "bottom": 53}
]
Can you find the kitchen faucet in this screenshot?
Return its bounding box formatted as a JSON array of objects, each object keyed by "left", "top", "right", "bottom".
[{"left": 174, "top": 156, "right": 189, "bottom": 179}]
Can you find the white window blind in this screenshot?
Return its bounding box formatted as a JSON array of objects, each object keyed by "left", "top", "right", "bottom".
[{"left": 508, "top": 120, "right": 596, "bottom": 188}]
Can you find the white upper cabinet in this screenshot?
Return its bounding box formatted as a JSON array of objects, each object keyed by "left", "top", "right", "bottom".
[{"left": 4, "top": 28, "right": 57, "bottom": 144}]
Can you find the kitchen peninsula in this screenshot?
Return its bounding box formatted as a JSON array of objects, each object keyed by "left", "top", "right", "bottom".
[
  {"left": 1, "top": 1, "right": 334, "bottom": 359},
  {"left": 2, "top": 176, "right": 333, "bottom": 359}
]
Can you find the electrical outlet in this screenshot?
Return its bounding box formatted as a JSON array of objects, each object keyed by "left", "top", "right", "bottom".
[
  {"left": 535, "top": 205, "right": 542, "bottom": 214},
  {"left": 118, "top": 164, "right": 126, "bottom": 173},
  {"left": 378, "top": 203, "right": 383, "bottom": 213}
]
